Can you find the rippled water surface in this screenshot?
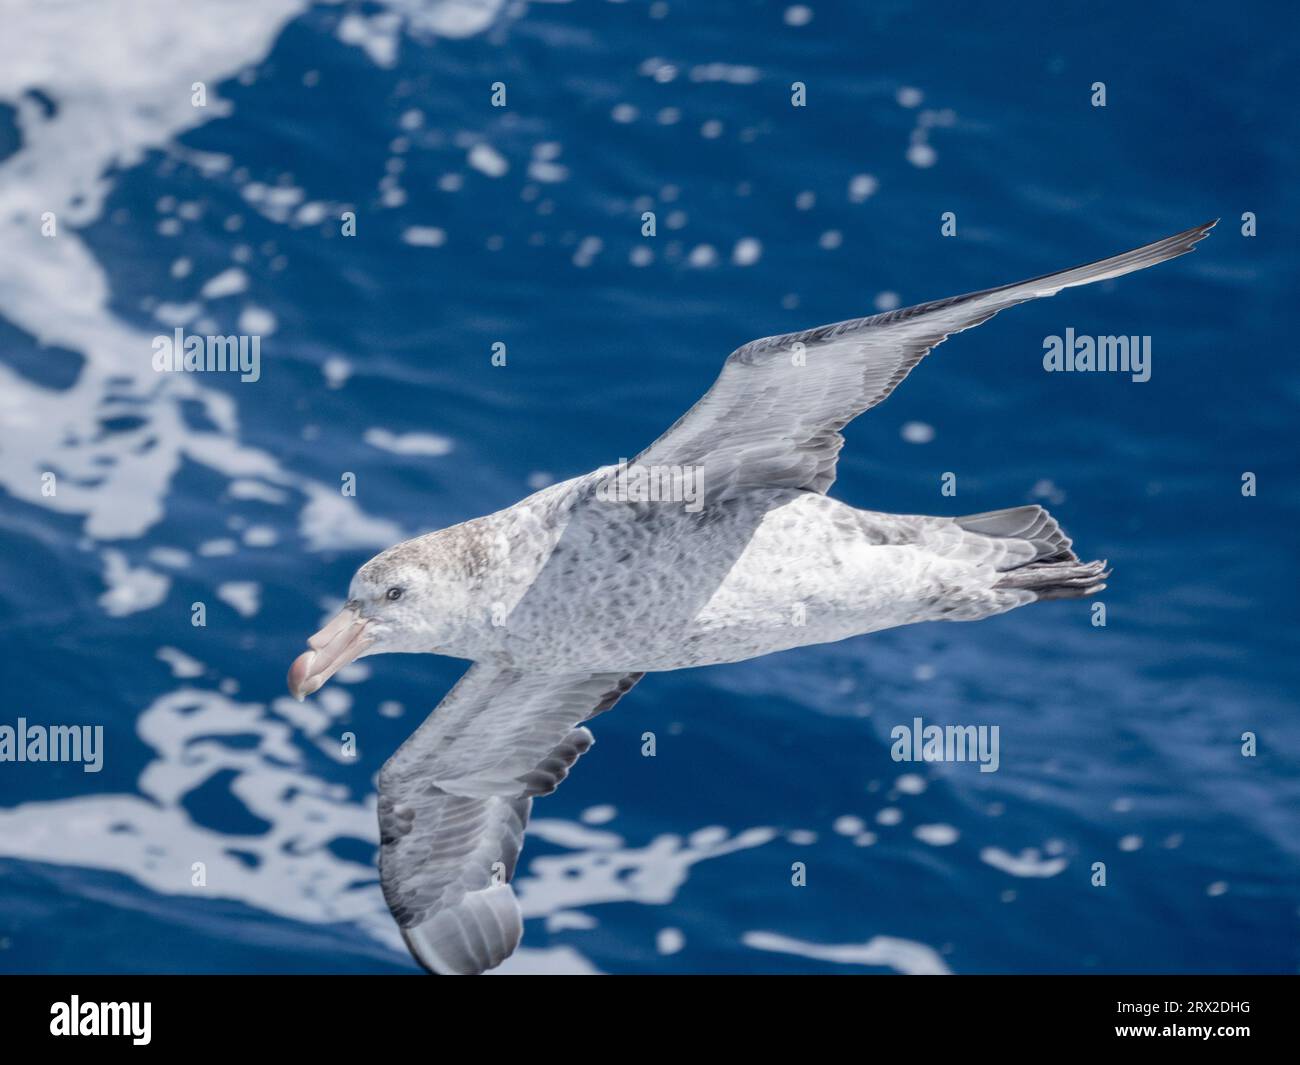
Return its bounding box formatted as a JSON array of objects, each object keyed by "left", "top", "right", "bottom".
[{"left": 0, "top": 0, "right": 1296, "bottom": 973}]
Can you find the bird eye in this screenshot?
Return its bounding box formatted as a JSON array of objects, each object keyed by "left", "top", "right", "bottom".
[{"left": 385, "top": 587, "right": 403, "bottom": 601}]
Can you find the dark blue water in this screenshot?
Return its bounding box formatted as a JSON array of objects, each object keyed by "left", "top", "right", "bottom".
[{"left": 0, "top": 0, "right": 1296, "bottom": 974}]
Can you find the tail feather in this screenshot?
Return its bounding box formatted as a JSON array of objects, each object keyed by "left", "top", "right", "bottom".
[
  {"left": 955, "top": 504, "right": 1076, "bottom": 565},
  {"left": 954, "top": 504, "right": 1108, "bottom": 602},
  {"left": 996, "top": 558, "right": 1110, "bottom": 601}
]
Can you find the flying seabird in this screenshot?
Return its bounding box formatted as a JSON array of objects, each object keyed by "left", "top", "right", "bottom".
[{"left": 287, "top": 220, "right": 1215, "bottom": 973}]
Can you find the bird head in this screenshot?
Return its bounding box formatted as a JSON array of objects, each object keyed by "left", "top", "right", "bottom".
[{"left": 286, "top": 544, "right": 441, "bottom": 701}]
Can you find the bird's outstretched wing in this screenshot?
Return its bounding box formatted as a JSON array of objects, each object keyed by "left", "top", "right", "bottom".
[
  {"left": 635, "top": 221, "right": 1216, "bottom": 501},
  {"left": 377, "top": 663, "right": 642, "bottom": 974}
]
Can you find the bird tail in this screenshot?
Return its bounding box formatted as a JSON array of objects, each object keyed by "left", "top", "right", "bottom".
[
  {"left": 993, "top": 557, "right": 1110, "bottom": 600},
  {"left": 955, "top": 505, "right": 1109, "bottom": 600}
]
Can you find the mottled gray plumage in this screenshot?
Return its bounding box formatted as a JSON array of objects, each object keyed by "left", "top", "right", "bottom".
[
  {"left": 376, "top": 667, "right": 639, "bottom": 973},
  {"left": 287, "top": 220, "right": 1215, "bottom": 974}
]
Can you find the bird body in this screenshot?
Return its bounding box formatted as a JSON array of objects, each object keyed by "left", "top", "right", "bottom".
[
  {"left": 286, "top": 220, "right": 1215, "bottom": 974},
  {"left": 373, "top": 477, "right": 1096, "bottom": 673}
]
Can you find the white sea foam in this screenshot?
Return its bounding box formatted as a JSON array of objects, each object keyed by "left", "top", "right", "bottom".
[
  {"left": 98, "top": 551, "right": 170, "bottom": 617},
  {"left": 216, "top": 580, "right": 262, "bottom": 618},
  {"left": 401, "top": 225, "right": 447, "bottom": 247},
  {"left": 580, "top": 804, "right": 617, "bottom": 826},
  {"left": 914, "top": 823, "right": 959, "bottom": 846},
  {"left": 980, "top": 846, "right": 1069, "bottom": 877},
  {"left": 200, "top": 268, "right": 249, "bottom": 300},
  {"left": 743, "top": 931, "right": 951, "bottom": 975},
  {"left": 363, "top": 427, "right": 454, "bottom": 456},
  {"left": 468, "top": 142, "right": 509, "bottom": 177},
  {"left": 0, "top": 0, "right": 405, "bottom": 555},
  {"left": 155, "top": 647, "right": 206, "bottom": 679}
]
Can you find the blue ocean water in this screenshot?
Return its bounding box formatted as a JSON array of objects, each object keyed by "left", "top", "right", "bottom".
[{"left": 0, "top": 0, "right": 1296, "bottom": 974}]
